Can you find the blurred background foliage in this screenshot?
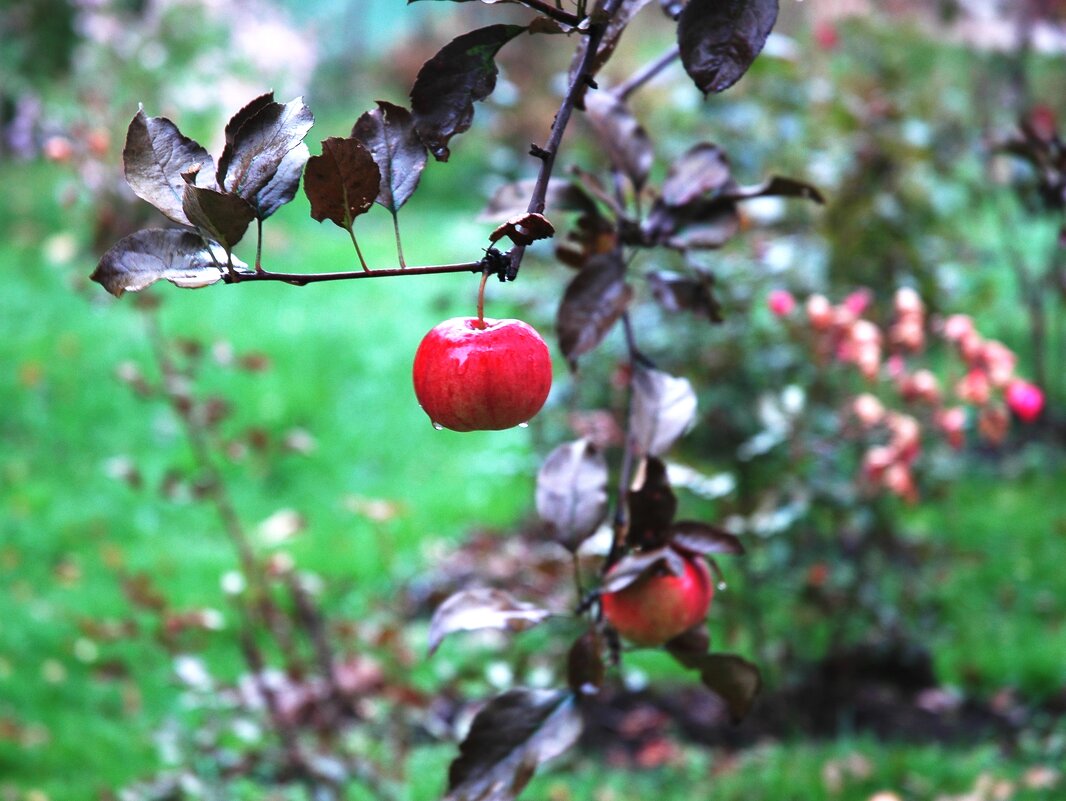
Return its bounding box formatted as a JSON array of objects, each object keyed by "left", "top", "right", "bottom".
[{"left": 2, "top": 0, "right": 1066, "bottom": 799}]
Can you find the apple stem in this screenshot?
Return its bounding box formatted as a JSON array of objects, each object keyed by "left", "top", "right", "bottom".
[{"left": 476, "top": 269, "right": 490, "bottom": 327}]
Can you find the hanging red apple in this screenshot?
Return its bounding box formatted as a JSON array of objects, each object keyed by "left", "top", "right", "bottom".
[
  {"left": 412, "top": 316, "right": 552, "bottom": 432},
  {"left": 601, "top": 552, "right": 714, "bottom": 647}
]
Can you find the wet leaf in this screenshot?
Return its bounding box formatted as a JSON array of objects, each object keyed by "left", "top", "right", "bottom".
[
  {"left": 583, "top": 91, "right": 654, "bottom": 191},
  {"left": 303, "top": 137, "right": 381, "bottom": 229},
  {"left": 410, "top": 24, "right": 526, "bottom": 161},
  {"left": 723, "top": 175, "right": 825, "bottom": 204},
  {"left": 557, "top": 251, "right": 632, "bottom": 370},
  {"left": 122, "top": 109, "right": 213, "bottom": 226},
  {"left": 646, "top": 270, "right": 723, "bottom": 322},
  {"left": 627, "top": 456, "right": 677, "bottom": 550},
  {"left": 643, "top": 197, "right": 740, "bottom": 250},
  {"left": 677, "top": 0, "right": 779, "bottom": 94},
  {"left": 91, "top": 229, "right": 242, "bottom": 297},
  {"left": 217, "top": 94, "right": 314, "bottom": 205},
  {"left": 253, "top": 143, "right": 310, "bottom": 220},
  {"left": 669, "top": 521, "right": 745, "bottom": 555},
  {"left": 180, "top": 174, "right": 255, "bottom": 251},
  {"left": 567, "top": 630, "right": 605, "bottom": 695},
  {"left": 428, "top": 589, "right": 551, "bottom": 655},
  {"left": 600, "top": 547, "right": 685, "bottom": 594},
  {"left": 630, "top": 366, "right": 698, "bottom": 456},
  {"left": 536, "top": 439, "right": 609, "bottom": 551},
  {"left": 489, "top": 212, "right": 556, "bottom": 246},
  {"left": 661, "top": 143, "right": 733, "bottom": 207},
  {"left": 445, "top": 689, "right": 582, "bottom": 801},
  {"left": 351, "top": 100, "right": 428, "bottom": 213}
]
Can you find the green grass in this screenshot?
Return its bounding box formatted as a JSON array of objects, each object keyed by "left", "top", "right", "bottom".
[{"left": 0, "top": 160, "right": 548, "bottom": 798}]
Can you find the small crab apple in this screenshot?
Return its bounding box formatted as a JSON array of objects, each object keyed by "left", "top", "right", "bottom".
[
  {"left": 1005, "top": 379, "right": 1045, "bottom": 423},
  {"left": 601, "top": 552, "right": 713, "bottom": 647},
  {"left": 767, "top": 289, "right": 796, "bottom": 317},
  {"left": 412, "top": 317, "right": 552, "bottom": 432}
]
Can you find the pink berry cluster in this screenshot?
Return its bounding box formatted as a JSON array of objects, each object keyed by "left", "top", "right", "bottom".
[{"left": 768, "top": 287, "right": 1046, "bottom": 502}]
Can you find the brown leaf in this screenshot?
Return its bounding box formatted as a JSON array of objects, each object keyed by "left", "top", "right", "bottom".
[
  {"left": 535, "top": 439, "right": 609, "bottom": 551},
  {"left": 351, "top": 100, "right": 428, "bottom": 212},
  {"left": 678, "top": 0, "right": 779, "bottom": 95},
  {"left": 556, "top": 251, "right": 632, "bottom": 370},
  {"left": 583, "top": 91, "right": 654, "bottom": 191},
  {"left": 122, "top": 109, "right": 214, "bottom": 227},
  {"left": 303, "top": 137, "right": 381, "bottom": 230},
  {"left": 489, "top": 212, "right": 556, "bottom": 247},
  {"left": 669, "top": 521, "right": 745, "bottom": 556},
  {"left": 428, "top": 589, "right": 551, "bottom": 655},
  {"left": 410, "top": 24, "right": 526, "bottom": 161},
  {"left": 445, "top": 689, "right": 582, "bottom": 801}
]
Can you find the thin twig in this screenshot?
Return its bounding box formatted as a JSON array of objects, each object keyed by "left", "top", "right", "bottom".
[
  {"left": 519, "top": 0, "right": 583, "bottom": 27},
  {"left": 223, "top": 260, "right": 486, "bottom": 287},
  {"left": 613, "top": 46, "right": 681, "bottom": 102},
  {"left": 508, "top": 0, "right": 626, "bottom": 280}
]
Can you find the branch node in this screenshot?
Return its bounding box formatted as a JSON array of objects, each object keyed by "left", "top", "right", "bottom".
[
  {"left": 481, "top": 247, "right": 512, "bottom": 283},
  {"left": 529, "top": 144, "right": 551, "bottom": 160}
]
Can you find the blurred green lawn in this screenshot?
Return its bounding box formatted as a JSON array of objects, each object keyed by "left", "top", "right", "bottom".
[{"left": 2, "top": 145, "right": 1066, "bottom": 799}]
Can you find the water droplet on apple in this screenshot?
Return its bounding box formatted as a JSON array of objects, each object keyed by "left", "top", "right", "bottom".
[
  {"left": 518, "top": 421, "right": 529, "bottom": 429},
  {"left": 717, "top": 581, "right": 727, "bottom": 591},
  {"left": 431, "top": 421, "right": 444, "bottom": 431}
]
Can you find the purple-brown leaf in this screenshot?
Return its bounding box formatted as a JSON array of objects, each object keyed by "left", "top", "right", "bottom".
[
  {"left": 583, "top": 91, "right": 654, "bottom": 191},
  {"left": 556, "top": 251, "right": 632, "bottom": 370},
  {"left": 410, "top": 24, "right": 526, "bottom": 161},
  {"left": 567, "top": 630, "right": 606, "bottom": 695},
  {"left": 661, "top": 143, "right": 734, "bottom": 207},
  {"left": 351, "top": 100, "right": 428, "bottom": 213},
  {"left": 627, "top": 456, "right": 677, "bottom": 550},
  {"left": 489, "top": 212, "right": 556, "bottom": 246},
  {"left": 669, "top": 520, "right": 745, "bottom": 556},
  {"left": 180, "top": 174, "right": 256, "bottom": 251},
  {"left": 303, "top": 137, "right": 381, "bottom": 229},
  {"left": 428, "top": 589, "right": 551, "bottom": 655},
  {"left": 600, "top": 547, "right": 686, "bottom": 594},
  {"left": 535, "top": 439, "right": 609, "bottom": 551},
  {"left": 647, "top": 269, "right": 724, "bottom": 322},
  {"left": 630, "top": 366, "right": 698, "bottom": 456},
  {"left": 697, "top": 653, "right": 762, "bottom": 722},
  {"left": 91, "top": 229, "right": 241, "bottom": 297},
  {"left": 123, "top": 109, "right": 214, "bottom": 227},
  {"left": 217, "top": 95, "right": 314, "bottom": 204},
  {"left": 445, "top": 689, "right": 582, "bottom": 801},
  {"left": 677, "top": 0, "right": 779, "bottom": 94},
  {"left": 723, "top": 175, "right": 825, "bottom": 204}
]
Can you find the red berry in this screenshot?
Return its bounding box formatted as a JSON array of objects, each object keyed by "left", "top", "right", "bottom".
[
  {"left": 412, "top": 317, "right": 552, "bottom": 432},
  {"left": 601, "top": 553, "right": 713, "bottom": 647},
  {"left": 1006, "top": 380, "right": 1045, "bottom": 423},
  {"left": 767, "top": 289, "right": 796, "bottom": 317}
]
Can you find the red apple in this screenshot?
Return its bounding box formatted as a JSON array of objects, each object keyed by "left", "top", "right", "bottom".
[
  {"left": 412, "top": 316, "right": 552, "bottom": 432},
  {"left": 601, "top": 553, "right": 714, "bottom": 647}
]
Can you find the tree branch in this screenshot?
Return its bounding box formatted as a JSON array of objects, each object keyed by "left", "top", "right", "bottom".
[
  {"left": 223, "top": 260, "right": 488, "bottom": 287},
  {"left": 519, "top": 0, "right": 583, "bottom": 27},
  {"left": 613, "top": 45, "right": 681, "bottom": 102},
  {"left": 508, "top": 0, "right": 626, "bottom": 281}
]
